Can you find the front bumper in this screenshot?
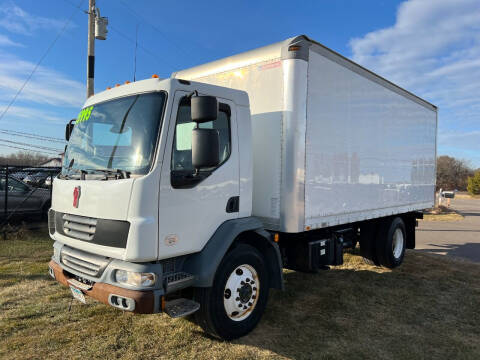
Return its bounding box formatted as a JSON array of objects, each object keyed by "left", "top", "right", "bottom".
[{"left": 48, "top": 260, "right": 159, "bottom": 314}]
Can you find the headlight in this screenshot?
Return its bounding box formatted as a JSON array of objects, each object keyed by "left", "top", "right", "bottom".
[{"left": 115, "top": 270, "right": 156, "bottom": 287}]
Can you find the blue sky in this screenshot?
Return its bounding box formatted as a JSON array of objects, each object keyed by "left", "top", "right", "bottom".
[{"left": 0, "top": 0, "right": 479, "bottom": 166}]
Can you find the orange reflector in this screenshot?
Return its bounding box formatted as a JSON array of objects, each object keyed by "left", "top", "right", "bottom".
[
  {"left": 274, "top": 233, "right": 279, "bottom": 243},
  {"left": 106, "top": 87, "right": 111, "bottom": 90},
  {"left": 305, "top": 226, "right": 311, "bottom": 231},
  {"left": 115, "top": 84, "right": 120, "bottom": 87},
  {"left": 161, "top": 296, "right": 166, "bottom": 311},
  {"left": 152, "top": 74, "right": 159, "bottom": 78},
  {"left": 125, "top": 80, "right": 131, "bottom": 84},
  {"left": 288, "top": 45, "right": 301, "bottom": 51}
]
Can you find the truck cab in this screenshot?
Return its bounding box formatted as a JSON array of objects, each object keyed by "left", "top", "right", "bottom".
[{"left": 48, "top": 77, "right": 281, "bottom": 339}]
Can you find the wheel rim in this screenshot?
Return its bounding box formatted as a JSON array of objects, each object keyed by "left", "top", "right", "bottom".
[
  {"left": 223, "top": 264, "right": 260, "bottom": 321},
  {"left": 392, "top": 228, "right": 404, "bottom": 259}
]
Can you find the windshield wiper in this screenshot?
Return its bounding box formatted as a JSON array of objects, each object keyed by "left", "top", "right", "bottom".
[
  {"left": 84, "top": 168, "right": 131, "bottom": 179},
  {"left": 60, "top": 167, "right": 87, "bottom": 180}
]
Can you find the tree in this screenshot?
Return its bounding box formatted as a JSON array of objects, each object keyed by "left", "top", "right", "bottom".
[
  {"left": 467, "top": 171, "right": 480, "bottom": 195},
  {"left": 0, "top": 151, "right": 50, "bottom": 166},
  {"left": 436, "top": 156, "right": 473, "bottom": 191}
]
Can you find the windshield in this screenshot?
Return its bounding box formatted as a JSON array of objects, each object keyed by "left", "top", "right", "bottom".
[{"left": 62, "top": 92, "right": 166, "bottom": 177}]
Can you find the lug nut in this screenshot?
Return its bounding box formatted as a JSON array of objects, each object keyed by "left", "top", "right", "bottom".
[{"left": 224, "top": 289, "right": 231, "bottom": 299}]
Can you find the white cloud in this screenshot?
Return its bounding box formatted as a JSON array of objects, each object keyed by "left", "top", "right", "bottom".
[
  {"left": 0, "top": 3, "right": 65, "bottom": 35},
  {"left": 439, "top": 130, "right": 480, "bottom": 151},
  {"left": 0, "top": 53, "right": 85, "bottom": 108},
  {"left": 0, "top": 34, "right": 22, "bottom": 47},
  {"left": 349, "top": 0, "right": 480, "bottom": 166},
  {"left": 438, "top": 130, "right": 480, "bottom": 166},
  {"left": 0, "top": 3, "right": 81, "bottom": 155},
  {"left": 0, "top": 104, "right": 66, "bottom": 124}
]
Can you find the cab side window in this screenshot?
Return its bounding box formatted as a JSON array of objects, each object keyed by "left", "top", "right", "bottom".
[{"left": 171, "top": 97, "right": 231, "bottom": 175}]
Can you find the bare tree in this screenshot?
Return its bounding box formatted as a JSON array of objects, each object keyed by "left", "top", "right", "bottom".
[
  {"left": 0, "top": 151, "right": 50, "bottom": 166},
  {"left": 436, "top": 156, "right": 473, "bottom": 191}
]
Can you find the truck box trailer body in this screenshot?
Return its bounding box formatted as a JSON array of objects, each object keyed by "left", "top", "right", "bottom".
[
  {"left": 48, "top": 35, "right": 437, "bottom": 340},
  {"left": 173, "top": 36, "right": 437, "bottom": 233}
]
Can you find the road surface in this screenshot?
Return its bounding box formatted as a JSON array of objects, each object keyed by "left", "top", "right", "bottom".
[{"left": 416, "top": 198, "right": 480, "bottom": 263}]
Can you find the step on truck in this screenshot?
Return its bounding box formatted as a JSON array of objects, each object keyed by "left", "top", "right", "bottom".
[{"left": 48, "top": 35, "right": 437, "bottom": 340}]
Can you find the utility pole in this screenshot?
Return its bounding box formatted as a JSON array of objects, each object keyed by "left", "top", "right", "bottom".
[{"left": 86, "top": 0, "right": 95, "bottom": 98}]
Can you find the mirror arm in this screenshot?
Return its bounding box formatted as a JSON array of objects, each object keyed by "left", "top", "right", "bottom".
[{"left": 186, "top": 90, "right": 199, "bottom": 99}]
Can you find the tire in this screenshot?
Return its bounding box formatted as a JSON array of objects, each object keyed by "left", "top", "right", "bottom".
[
  {"left": 360, "top": 222, "right": 380, "bottom": 266},
  {"left": 375, "top": 217, "right": 406, "bottom": 268},
  {"left": 193, "top": 244, "right": 269, "bottom": 340}
]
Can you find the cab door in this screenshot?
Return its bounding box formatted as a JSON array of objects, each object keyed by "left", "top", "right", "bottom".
[{"left": 157, "top": 91, "right": 239, "bottom": 259}]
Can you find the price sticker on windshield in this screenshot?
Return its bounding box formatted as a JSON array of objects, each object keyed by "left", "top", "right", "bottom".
[{"left": 77, "top": 106, "right": 94, "bottom": 123}]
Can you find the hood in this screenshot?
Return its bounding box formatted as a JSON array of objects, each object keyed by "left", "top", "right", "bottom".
[{"left": 51, "top": 178, "right": 134, "bottom": 220}]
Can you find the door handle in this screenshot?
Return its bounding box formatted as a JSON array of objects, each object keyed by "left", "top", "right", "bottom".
[{"left": 226, "top": 196, "right": 239, "bottom": 213}]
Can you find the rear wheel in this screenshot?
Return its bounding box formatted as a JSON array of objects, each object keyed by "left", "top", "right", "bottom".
[
  {"left": 193, "top": 244, "right": 269, "bottom": 340},
  {"left": 376, "top": 217, "right": 406, "bottom": 268}
]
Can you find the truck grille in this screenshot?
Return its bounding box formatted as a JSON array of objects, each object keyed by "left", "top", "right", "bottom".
[
  {"left": 63, "top": 213, "right": 97, "bottom": 241},
  {"left": 60, "top": 246, "right": 110, "bottom": 278}
]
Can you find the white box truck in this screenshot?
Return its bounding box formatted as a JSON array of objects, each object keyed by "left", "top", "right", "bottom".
[{"left": 48, "top": 35, "right": 437, "bottom": 339}]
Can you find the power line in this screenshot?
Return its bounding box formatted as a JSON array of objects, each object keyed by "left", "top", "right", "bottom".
[
  {"left": 60, "top": 0, "right": 175, "bottom": 71},
  {"left": 0, "top": 139, "right": 63, "bottom": 153},
  {"left": 0, "top": 143, "right": 60, "bottom": 156},
  {"left": 0, "top": 0, "right": 86, "bottom": 124},
  {"left": 118, "top": 0, "right": 193, "bottom": 59},
  {"left": 109, "top": 24, "right": 177, "bottom": 70},
  {"left": 0, "top": 129, "right": 65, "bottom": 143}
]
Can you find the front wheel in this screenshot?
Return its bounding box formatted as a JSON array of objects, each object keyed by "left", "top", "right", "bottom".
[{"left": 193, "top": 244, "right": 269, "bottom": 340}]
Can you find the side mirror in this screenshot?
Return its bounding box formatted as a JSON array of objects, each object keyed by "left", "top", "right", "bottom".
[
  {"left": 192, "top": 128, "right": 220, "bottom": 169},
  {"left": 65, "top": 119, "right": 76, "bottom": 141},
  {"left": 191, "top": 96, "right": 218, "bottom": 123}
]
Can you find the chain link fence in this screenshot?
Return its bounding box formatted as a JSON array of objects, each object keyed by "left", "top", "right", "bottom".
[{"left": 0, "top": 165, "right": 60, "bottom": 237}]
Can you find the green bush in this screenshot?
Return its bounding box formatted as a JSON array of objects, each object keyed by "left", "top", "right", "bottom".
[{"left": 467, "top": 171, "right": 480, "bottom": 195}]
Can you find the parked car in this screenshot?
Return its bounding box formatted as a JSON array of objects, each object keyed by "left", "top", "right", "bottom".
[
  {"left": 23, "top": 172, "right": 49, "bottom": 187},
  {"left": 44, "top": 172, "right": 59, "bottom": 187},
  {"left": 0, "top": 175, "right": 51, "bottom": 218},
  {"left": 10, "top": 170, "right": 29, "bottom": 181}
]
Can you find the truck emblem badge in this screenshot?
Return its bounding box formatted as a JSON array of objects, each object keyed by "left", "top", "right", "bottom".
[
  {"left": 73, "top": 186, "right": 81, "bottom": 208},
  {"left": 164, "top": 235, "right": 178, "bottom": 246}
]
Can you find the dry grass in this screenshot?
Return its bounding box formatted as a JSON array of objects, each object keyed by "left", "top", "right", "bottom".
[
  {"left": 1, "top": 231, "right": 480, "bottom": 360},
  {"left": 422, "top": 205, "right": 464, "bottom": 222},
  {"left": 422, "top": 213, "right": 464, "bottom": 221}
]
